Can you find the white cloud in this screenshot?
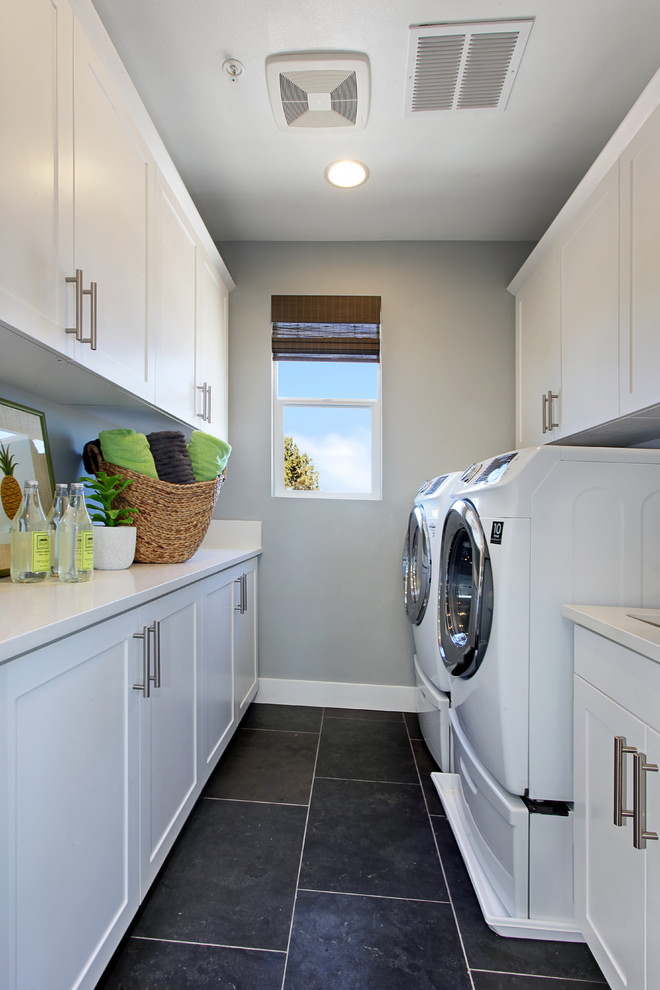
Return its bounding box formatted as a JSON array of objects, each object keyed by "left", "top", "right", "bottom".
[{"left": 293, "top": 426, "right": 371, "bottom": 492}]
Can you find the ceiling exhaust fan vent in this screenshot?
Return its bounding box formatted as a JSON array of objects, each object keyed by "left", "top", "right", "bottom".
[
  {"left": 405, "top": 19, "right": 533, "bottom": 114},
  {"left": 266, "top": 52, "right": 370, "bottom": 131}
]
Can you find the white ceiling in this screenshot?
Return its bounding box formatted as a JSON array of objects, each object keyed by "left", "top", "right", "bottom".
[{"left": 90, "top": 0, "right": 660, "bottom": 244}]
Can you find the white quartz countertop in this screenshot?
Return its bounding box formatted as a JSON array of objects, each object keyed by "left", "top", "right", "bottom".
[
  {"left": 562, "top": 604, "right": 660, "bottom": 665},
  {"left": 0, "top": 520, "right": 261, "bottom": 664}
]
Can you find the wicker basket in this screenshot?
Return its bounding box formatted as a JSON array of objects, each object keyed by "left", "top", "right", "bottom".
[{"left": 86, "top": 444, "right": 225, "bottom": 564}]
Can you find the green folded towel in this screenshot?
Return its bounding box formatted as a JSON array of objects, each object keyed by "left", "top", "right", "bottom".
[
  {"left": 99, "top": 429, "right": 158, "bottom": 479},
  {"left": 187, "top": 430, "right": 231, "bottom": 482}
]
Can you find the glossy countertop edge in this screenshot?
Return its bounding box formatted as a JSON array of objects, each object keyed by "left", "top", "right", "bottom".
[
  {"left": 562, "top": 604, "right": 660, "bottom": 664},
  {"left": 0, "top": 545, "right": 261, "bottom": 665}
]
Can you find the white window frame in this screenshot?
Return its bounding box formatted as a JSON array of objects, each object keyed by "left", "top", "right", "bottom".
[{"left": 272, "top": 360, "right": 382, "bottom": 500}]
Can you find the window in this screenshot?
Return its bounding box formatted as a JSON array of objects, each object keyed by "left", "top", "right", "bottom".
[{"left": 272, "top": 295, "right": 382, "bottom": 499}]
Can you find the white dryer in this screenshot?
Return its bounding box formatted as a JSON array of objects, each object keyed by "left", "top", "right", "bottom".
[
  {"left": 432, "top": 445, "right": 660, "bottom": 941},
  {"left": 403, "top": 472, "right": 460, "bottom": 771}
]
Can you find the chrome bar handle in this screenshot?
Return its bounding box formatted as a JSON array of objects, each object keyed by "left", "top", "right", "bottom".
[
  {"left": 547, "top": 390, "right": 559, "bottom": 429},
  {"left": 206, "top": 384, "right": 212, "bottom": 423},
  {"left": 614, "top": 735, "right": 637, "bottom": 826},
  {"left": 79, "top": 280, "right": 98, "bottom": 350},
  {"left": 132, "top": 625, "right": 151, "bottom": 698},
  {"left": 234, "top": 574, "right": 247, "bottom": 614},
  {"left": 197, "top": 383, "right": 208, "bottom": 420},
  {"left": 146, "top": 622, "right": 157, "bottom": 690},
  {"left": 151, "top": 620, "right": 162, "bottom": 689},
  {"left": 633, "top": 751, "right": 659, "bottom": 849},
  {"left": 242, "top": 572, "right": 247, "bottom": 613},
  {"left": 65, "top": 269, "right": 84, "bottom": 341},
  {"left": 541, "top": 392, "right": 548, "bottom": 433}
]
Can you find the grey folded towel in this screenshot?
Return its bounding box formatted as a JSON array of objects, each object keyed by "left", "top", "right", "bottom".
[{"left": 146, "top": 431, "right": 196, "bottom": 485}]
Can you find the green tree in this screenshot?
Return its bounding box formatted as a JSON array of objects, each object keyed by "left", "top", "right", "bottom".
[{"left": 284, "top": 435, "right": 320, "bottom": 491}]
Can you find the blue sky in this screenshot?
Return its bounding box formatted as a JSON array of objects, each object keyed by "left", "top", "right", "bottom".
[{"left": 278, "top": 362, "right": 377, "bottom": 493}]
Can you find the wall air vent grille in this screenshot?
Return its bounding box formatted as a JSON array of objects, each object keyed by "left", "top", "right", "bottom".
[
  {"left": 266, "top": 52, "right": 370, "bottom": 131},
  {"left": 405, "top": 19, "right": 533, "bottom": 115}
]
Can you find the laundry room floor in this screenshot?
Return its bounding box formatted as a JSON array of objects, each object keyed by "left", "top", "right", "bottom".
[{"left": 96, "top": 704, "right": 606, "bottom": 990}]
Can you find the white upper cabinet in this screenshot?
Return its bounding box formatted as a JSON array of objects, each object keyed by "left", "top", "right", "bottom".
[
  {"left": 152, "top": 169, "right": 198, "bottom": 424},
  {"left": 512, "top": 68, "right": 660, "bottom": 446},
  {"left": 619, "top": 102, "right": 660, "bottom": 416},
  {"left": 515, "top": 166, "right": 620, "bottom": 447},
  {"left": 559, "top": 163, "right": 620, "bottom": 437},
  {"left": 196, "top": 252, "right": 230, "bottom": 440},
  {"left": 69, "top": 18, "right": 154, "bottom": 401},
  {"left": 515, "top": 247, "right": 560, "bottom": 447},
  {"left": 0, "top": 0, "right": 232, "bottom": 429},
  {"left": 152, "top": 171, "right": 231, "bottom": 435},
  {"left": 0, "top": 0, "right": 73, "bottom": 354}
]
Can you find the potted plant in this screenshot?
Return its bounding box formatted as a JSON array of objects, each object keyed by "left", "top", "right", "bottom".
[{"left": 79, "top": 471, "right": 139, "bottom": 570}]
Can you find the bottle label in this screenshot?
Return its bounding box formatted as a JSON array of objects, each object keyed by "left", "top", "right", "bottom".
[
  {"left": 75, "top": 530, "right": 94, "bottom": 571},
  {"left": 31, "top": 532, "right": 51, "bottom": 572}
]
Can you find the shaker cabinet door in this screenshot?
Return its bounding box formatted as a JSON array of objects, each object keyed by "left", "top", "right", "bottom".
[
  {"left": 70, "top": 17, "right": 154, "bottom": 401},
  {"left": 620, "top": 102, "right": 660, "bottom": 416},
  {"left": 137, "top": 585, "right": 200, "bottom": 897},
  {"left": 574, "top": 674, "right": 646, "bottom": 990},
  {"left": 1, "top": 612, "right": 139, "bottom": 990},
  {"left": 0, "top": 0, "right": 73, "bottom": 353}
]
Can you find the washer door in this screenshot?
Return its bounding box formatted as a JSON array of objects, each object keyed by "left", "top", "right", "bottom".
[
  {"left": 439, "top": 499, "right": 493, "bottom": 677},
  {"left": 402, "top": 505, "right": 431, "bottom": 625}
]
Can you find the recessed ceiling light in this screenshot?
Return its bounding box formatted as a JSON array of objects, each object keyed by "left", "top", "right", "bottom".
[{"left": 325, "top": 160, "right": 369, "bottom": 188}]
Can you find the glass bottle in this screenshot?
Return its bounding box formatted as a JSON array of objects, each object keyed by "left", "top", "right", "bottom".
[
  {"left": 10, "top": 480, "right": 51, "bottom": 583},
  {"left": 59, "top": 483, "right": 94, "bottom": 583},
  {"left": 47, "top": 483, "right": 69, "bottom": 577}
]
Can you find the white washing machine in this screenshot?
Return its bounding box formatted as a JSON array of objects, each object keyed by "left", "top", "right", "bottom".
[
  {"left": 431, "top": 445, "right": 660, "bottom": 940},
  {"left": 402, "top": 472, "right": 460, "bottom": 771}
]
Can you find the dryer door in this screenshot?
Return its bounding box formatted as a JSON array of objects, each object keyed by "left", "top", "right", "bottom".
[
  {"left": 402, "top": 505, "right": 431, "bottom": 625},
  {"left": 439, "top": 499, "right": 493, "bottom": 677}
]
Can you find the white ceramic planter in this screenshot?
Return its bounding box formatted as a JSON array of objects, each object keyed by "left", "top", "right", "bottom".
[{"left": 93, "top": 525, "right": 137, "bottom": 570}]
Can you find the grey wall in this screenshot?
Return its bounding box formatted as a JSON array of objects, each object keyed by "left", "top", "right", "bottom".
[
  {"left": 0, "top": 380, "right": 193, "bottom": 486},
  {"left": 216, "top": 240, "right": 533, "bottom": 689}
]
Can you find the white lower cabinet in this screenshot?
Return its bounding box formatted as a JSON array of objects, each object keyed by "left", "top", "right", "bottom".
[
  {"left": 134, "top": 584, "right": 200, "bottom": 897},
  {"left": 233, "top": 559, "right": 259, "bottom": 719},
  {"left": 1, "top": 612, "right": 140, "bottom": 990},
  {"left": 573, "top": 626, "right": 660, "bottom": 990},
  {"left": 199, "top": 569, "right": 236, "bottom": 774},
  {"left": 1, "top": 555, "right": 258, "bottom": 990}
]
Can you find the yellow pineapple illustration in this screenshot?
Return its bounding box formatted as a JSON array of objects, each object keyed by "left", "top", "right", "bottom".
[{"left": 0, "top": 443, "right": 23, "bottom": 520}]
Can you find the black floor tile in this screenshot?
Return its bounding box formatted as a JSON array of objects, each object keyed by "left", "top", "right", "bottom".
[
  {"left": 204, "top": 727, "right": 318, "bottom": 804},
  {"left": 411, "top": 737, "right": 445, "bottom": 815},
  {"left": 471, "top": 973, "right": 607, "bottom": 990},
  {"left": 432, "top": 817, "right": 607, "bottom": 984},
  {"left": 283, "top": 890, "right": 471, "bottom": 990},
  {"left": 95, "top": 704, "right": 606, "bottom": 990},
  {"left": 323, "top": 707, "right": 404, "bottom": 721},
  {"left": 404, "top": 710, "right": 422, "bottom": 737},
  {"left": 316, "top": 715, "right": 418, "bottom": 783},
  {"left": 242, "top": 702, "right": 323, "bottom": 733},
  {"left": 96, "top": 938, "right": 286, "bottom": 990},
  {"left": 133, "top": 799, "right": 307, "bottom": 951},
  {"left": 299, "top": 776, "right": 448, "bottom": 901}
]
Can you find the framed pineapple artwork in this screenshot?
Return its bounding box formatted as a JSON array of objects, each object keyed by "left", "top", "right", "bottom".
[{"left": 0, "top": 398, "right": 55, "bottom": 577}]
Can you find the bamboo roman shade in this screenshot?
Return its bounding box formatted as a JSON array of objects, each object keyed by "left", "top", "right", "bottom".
[{"left": 271, "top": 295, "right": 381, "bottom": 362}]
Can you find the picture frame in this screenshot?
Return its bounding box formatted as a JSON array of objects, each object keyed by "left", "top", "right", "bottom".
[{"left": 0, "top": 398, "right": 55, "bottom": 578}]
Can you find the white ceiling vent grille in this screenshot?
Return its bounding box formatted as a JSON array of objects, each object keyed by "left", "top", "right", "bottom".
[
  {"left": 266, "top": 52, "right": 370, "bottom": 131},
  {"left": 405, "top": 19, "right": 533, "bottom": 114}
]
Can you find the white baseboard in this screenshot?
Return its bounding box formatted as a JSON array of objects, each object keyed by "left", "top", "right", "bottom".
[{"left": 255, "top": 677, "right": 417, "bottom": 712}]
